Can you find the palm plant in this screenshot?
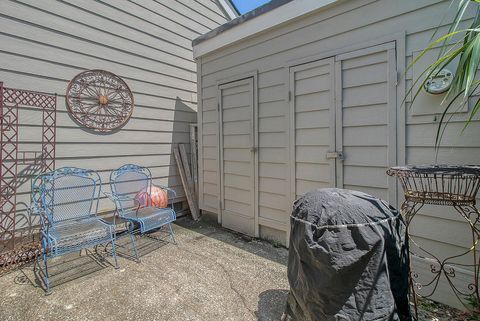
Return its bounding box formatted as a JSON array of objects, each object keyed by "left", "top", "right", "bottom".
[{"left": 407, "top": 0, "right": 480, "bottom": 148}]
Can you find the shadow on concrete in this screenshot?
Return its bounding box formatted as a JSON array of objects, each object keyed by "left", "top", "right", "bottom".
[
  {"left": 15, "top": 250, "right": 111, "bottom": 292},
  {"left": 175, "top": 217, "right": 288, "bottom": 266},
  {"left": 255, "top": 289, "right": 289, "bottom": 321},
  {"left": 13, "top": 227, "right": 175, "bottom": 293},
  {"left": 113, "top": 228, "right": 172, "bottom": 260}
]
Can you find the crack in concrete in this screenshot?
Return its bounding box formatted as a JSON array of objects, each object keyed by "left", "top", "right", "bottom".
[
  {"left": 176, "top": 243, "right": 255, "bottom": 319},
  {"left": 215, "top": 258, "right": 255, "bottom": 317}
]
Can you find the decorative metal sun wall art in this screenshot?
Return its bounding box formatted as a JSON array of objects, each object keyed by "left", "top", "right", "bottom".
[{"left": 66, "top": 70, "right": 134, "bottom": 132}]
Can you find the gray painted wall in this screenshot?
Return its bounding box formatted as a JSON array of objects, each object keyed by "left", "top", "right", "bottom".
[
  {"left": 0, "top": 0, "right": 229, "bottom": 228},
  {"left": 196, "top": 0, "right": 480, "bottom": 308}
]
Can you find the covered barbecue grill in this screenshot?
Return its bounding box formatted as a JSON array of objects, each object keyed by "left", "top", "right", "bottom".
[{"left": 283, "top": 188, "right": 414, "bottom": 321}]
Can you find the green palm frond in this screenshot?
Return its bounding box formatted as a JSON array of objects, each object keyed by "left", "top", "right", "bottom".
[{"left": 409, "top": 0, "right": 480, "bottom": 149}]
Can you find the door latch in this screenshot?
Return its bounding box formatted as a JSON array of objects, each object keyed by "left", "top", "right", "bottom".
[{"left": 326, "top": 151, "right": 345, "bottom": 160}]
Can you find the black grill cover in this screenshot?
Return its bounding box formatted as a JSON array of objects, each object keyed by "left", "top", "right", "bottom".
[{"left": 284, "top": 188, "right": 414, "bottom": 321}]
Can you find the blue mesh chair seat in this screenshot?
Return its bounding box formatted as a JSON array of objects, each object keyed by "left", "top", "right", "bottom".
[
  {"left": 122, "top": 207, "right": 176, "bottom": 234},
  {"left": 47, "top": 218, "right": 115, "bottom": 256}
]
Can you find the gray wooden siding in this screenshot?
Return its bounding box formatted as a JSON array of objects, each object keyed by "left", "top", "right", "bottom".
[
  {"left": 197, "top": 0, "right": 479, "bottom": 307},
  {"left": 0, "top": 0, "right": 229, "bottom": 221}
]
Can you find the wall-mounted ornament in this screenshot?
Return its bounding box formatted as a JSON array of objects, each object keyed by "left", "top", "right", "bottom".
[
  {"left": 66, "top": 70, "right": 134, "bottom": 132},
  {"left": 424, "top": 68, "right": 454, "bottom": 94}
]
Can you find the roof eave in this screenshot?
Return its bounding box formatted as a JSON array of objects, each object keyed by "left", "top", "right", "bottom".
[{"left": 193, "top": 0, "right": 342, "bottom": 59}]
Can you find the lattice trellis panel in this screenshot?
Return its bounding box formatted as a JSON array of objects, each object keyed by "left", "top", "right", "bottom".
[
  {"left": 0, "top": 82, "right": 57, "bottom": 274},
  {"left": 0, "top": 85, "right": 18, "bottom": 248}
]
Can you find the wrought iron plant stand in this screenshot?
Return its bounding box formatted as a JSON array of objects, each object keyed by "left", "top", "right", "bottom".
[{"left": 387, "top": 165, "right": 480, "bottom": 312}]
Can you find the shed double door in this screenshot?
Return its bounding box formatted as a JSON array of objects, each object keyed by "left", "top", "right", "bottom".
[
  {"left": 218, "top": 78, "right": 257, "bottom": 236},
  {"left": 290, "top": 42, "right": 397, "bottom": 204}
]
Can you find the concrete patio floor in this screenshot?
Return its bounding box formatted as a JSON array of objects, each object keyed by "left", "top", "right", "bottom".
[{"left": 0, "top": 217, "right": 289, "bottom": 321}]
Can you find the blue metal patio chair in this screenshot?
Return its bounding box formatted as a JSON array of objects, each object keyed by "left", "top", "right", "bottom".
[
  {"left": 31, "top": 167, "right": 118, "bottom": 293},
  {"left": 106, "top": 164, "right": 177, "bottom": 260}
]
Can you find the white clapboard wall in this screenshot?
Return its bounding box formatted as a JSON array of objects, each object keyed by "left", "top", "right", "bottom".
[{"left": 0, "top": 0, "right": 229, "bottom": 226}]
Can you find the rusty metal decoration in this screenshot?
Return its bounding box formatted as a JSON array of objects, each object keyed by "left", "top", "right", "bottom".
[
  {"left": 0, "top": 82, "right": 57, "bottom": 274},
  {"left": 387, "top": 165, "right": 480, "bottom": 314},
  {"left": 65, "top": 70, "right": 134, "bottom": 132}
]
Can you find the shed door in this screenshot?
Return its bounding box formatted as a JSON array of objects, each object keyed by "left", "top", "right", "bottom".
[
  {"left": 290, "top": 58, "right": 336, "bottom": 200},
  {"left": 290, "top": 42, "right": 397, "bottom": 204},
  {"left": 335, "top": 42, "right": 397, "bottom": 203},
  {"left": 218, "top": 78, "right": 256, "bottom": 236}
]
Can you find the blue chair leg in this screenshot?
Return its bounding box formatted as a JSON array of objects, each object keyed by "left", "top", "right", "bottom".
[
  {"left": 167, "top": 223, "right": 176, "bottom": 244},
  {"left": 110, "top": 235, "right": 119, "bottom": 269},
  {"left": 42, "top": 246, "right": 51, "bottom": 294},
  {"left": 128, "top": 222, "right": 140, "bottom": 263}
]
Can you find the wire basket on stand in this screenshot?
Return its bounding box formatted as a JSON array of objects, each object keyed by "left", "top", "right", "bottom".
[{"left": 387, "top": 164, "right": 480, "bottom": 313}]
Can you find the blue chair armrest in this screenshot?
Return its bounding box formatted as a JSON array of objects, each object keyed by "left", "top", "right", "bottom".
[
  {"left": 103, "top": 191, "right": 134, "bottom": 202},
  {"left": 40, "top": 229, "right": 56, "bottom": 254},
  {"left": 103, "top": 191, "right": 135, "bottom": 223}
]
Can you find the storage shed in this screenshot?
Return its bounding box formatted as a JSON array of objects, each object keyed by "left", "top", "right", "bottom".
[{"left": 193, "top": 0, "right": 480, "bottom": 307}]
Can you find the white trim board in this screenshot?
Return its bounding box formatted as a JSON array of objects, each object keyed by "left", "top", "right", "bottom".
[
  {"left": 193, "top": 0, "right": 345, "bottom": 58},
  {"left": 217, "top": 0, "right": 238, "bottom": 19}
]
